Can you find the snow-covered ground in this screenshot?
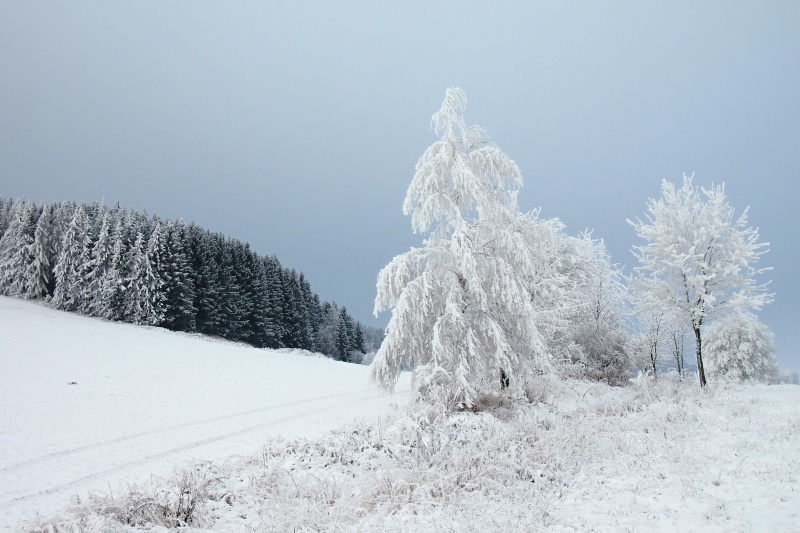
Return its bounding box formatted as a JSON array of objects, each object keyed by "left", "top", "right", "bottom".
[
  {"left": 0, "top": 296, "right": 410, "bottom": 529},
  {"left": 3, "top": 296, "right": 799, "bottom": 532}
]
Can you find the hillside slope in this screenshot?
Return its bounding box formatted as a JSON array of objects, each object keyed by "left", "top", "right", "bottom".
[{"left": 0, "top": 296, "right": 409, "bottom": 528}]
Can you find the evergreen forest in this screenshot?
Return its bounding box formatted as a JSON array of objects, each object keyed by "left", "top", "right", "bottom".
[{"left": 0, "top": 197, "right": 379, "bottom": 362}]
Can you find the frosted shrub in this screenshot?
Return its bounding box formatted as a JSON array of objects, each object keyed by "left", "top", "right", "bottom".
[
  {"left": 704, "top": 312, "right": 779, "bottom": 383},
  {"left": 26, "top": 463, "right": 218, "bottom": 531},
  {"left": 23, "top": 379, "right": 800, "bottom": 532}
]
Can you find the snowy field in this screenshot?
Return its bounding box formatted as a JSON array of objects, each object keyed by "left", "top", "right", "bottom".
[
  {"left": 2, "top": 297, "right": 799, "bottom": 532},
  {"left": 0, "top": 296, "right": 410, "bottom": 530}
]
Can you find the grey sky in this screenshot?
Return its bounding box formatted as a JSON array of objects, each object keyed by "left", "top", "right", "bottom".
[{"left": 1, "top": 2, "right": 798, "bottom": 372}]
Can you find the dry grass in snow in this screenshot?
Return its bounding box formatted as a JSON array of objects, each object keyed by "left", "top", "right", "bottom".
[{"left": 23, "top": 375, "right": 800, "bottom": 532}]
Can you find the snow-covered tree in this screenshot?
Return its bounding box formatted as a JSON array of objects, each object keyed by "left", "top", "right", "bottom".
[
  {"left": 371, "top": 88, "right": 550, "bottom": 408},
  {"left": 704, "top": 312, "right": 779, "bottom": 382},
  {"left": 630, "top": 309, "right": 666, "bottom": 378},
  {"left": 336, "top": 306, "right": 354, "bottom": 362},
  {"left": 566, "top": 236, "right": 631, "bottom": 384},
  {"left": 628, "top": 175, "right": 772, "bottom": 387},
  {"left": 141, "top": 220, "right": 167, "bottom": 325},
  {"left": 629, "top": 273, "right": 674, "bottom": 378},
  {"left": 514, "top": 214, "right": 585, "bottom": 365},
  {"left": 53, "top": 205, "right": 92, "bottom": 311},
  {"left": 0, "top": 199, "right": 36, "bottom": 296},
  {"left": 161, "top": 221, "right": 197, "bottom": 332},
  {"left": 123, "top": 231, "right": 148, "bottom": 323},
  {"left": 667, "top": 325, "right": 688, "bottom": 378},
  {"left": 24, "top": 203, "right": 52, "bottom": 299},
  {"left": 97, "top": 218, "right": 128, "bottom": 320},
  {"left": 0, "top": 197, "right": 14, "bottom": 239},
  {"left": 83, "top": 209, "right": 114, "bottom": 316},
  {"left": 124, "top": 222, "right": 166, "bottom": 326}
]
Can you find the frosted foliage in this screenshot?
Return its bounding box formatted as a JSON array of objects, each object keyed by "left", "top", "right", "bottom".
[
  {"left": 403, "top": 87, "right": 523, "bottom": 235},
  {"left": 125, "top": 223, "right": 166, "bottom": 326},
  {"left": 83, "top": 211, "right": 113, "bottom": 316},
  {"left": 97, "top": 219, "right": 126, "bottom": 320},
  {"left": 630, "top": 175, "right": 771, "bottom": 327},
  {"left": 704, "top": 313, "right": 779, "bottom": 382},
  {"left": 629, "top": 174, "right": 772, "bottom": 386},
  {"left": 0, "top": 200, "right": 35, "bottom": 297},
  {"left": 25, "top": 203, "right": 52, "bottom": 299},
  {"left": 566, "top": 236, "right": 631, "bottom": 383},
  {"left": 372, "top": 88, "right": 550, "bottom": 408},
  {"left": 52, "top": 205, "right": 91, "bottom": 312}
]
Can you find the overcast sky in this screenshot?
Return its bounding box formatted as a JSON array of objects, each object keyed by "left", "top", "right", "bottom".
[{"left": 1, "top": 2, "right": 798, "bottom": 372}]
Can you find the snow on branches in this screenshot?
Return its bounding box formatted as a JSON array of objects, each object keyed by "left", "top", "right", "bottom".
[
  {"left": 628, "top": 174, "right": 772, "bottom": 387},
  {"left": 371, "top": 88, "right": 551, "bottom": 409}
]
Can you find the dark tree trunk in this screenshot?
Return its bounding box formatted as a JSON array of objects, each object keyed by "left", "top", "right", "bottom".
[
  {"left": 500, "top": 369, "right": 509, "bottom": 390},
  {"left": 693, "top": 325, "right": 707, "bottom": 387}
]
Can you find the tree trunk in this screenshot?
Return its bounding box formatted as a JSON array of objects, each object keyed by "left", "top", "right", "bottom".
[
  {"left": 693, "top": 325, "right": 707, "bottom": 387},
  {"left": 500, "top": 368, "right": 509, "bottom": 390}
]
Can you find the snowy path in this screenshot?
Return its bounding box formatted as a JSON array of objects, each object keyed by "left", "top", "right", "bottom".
[{"left": 0, "top": 297, "right": 409, "bottom": 529}]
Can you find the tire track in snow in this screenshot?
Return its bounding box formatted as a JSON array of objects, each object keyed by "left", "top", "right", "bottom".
[
  {"left": 0, "top": 386, "right": 409, "bottom": 508},
  {"left": 0, "top": 388, "right": 379, "bottom": 474}
]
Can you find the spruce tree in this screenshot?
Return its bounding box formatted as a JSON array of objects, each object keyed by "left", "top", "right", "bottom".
[
  {"left": 0, "top": 200, "right": 35, "bottom": 296},
  {"left": 336, "top": 307, "right": 356, "bottom": 362},
  {"left": 83, "top": 210, "right": 114, "bottom": 315},
  {"left": 98, "top": 218, "right": 128, "bottom": 320},
  {"left": 24, "top": 203, "right": 52, "bottom": 299},
  {"left": 162, "top": 221, "right": 197, "bottom": 332},
  {"left": 53, "top": 205, "right": 92, "bottom": 311},
  {"left": 262, "top": 256, "right": 285, "bottom": 348}
]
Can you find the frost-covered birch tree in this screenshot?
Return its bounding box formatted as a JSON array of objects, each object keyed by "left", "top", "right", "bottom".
[
  {"left": 371, "top": 88, "right": 550, "bottom": 408},
  {"left": 628, "top": 175, "right": 772, "bottom": 387}
]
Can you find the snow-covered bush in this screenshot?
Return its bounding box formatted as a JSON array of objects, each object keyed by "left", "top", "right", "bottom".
[
  {"left": 25, "top": 463, "right": 216, "bottom": 531},
  {"left": 704, "top": 312, "right": 779, "bottom": 383},
  {"left": 555, "top": 235, "right": 632, "bottom": 384}
]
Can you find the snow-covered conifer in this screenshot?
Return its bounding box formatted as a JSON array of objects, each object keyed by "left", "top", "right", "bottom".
[
  {"left": 336, "top": 306, "right": 355, "bottom": 362},
  {"left": 83, "top": 210, "right": 114, "bottom": 315},
  {"left": 123, "top": 231, "right": 147, "bottom": 323},
  {"left": 0, "top": 197, "right": 13, "bottom": 239},
  {"left": 261, "top": 255, "right": 285, "bottom": 348},
  {"left": 139, "top": 220, "right": 167, "bottom": 325},
  {"left": 53, "top": 205, "right": 92, "bottom": 311},
  {"left": 161, "top": 221, "right": 197, "bottom": 332},
  {"left": 0, "top": 199, "right": 35, "bottom": 296},
  {"left": 24, "top": 203, "right": 53, "bottom": 299},
  {"left": 123, "top": 221, "right": 167, "bottom": 326},
  {"left": 98, "top": 218, "right": 128, "bottom": 320}
]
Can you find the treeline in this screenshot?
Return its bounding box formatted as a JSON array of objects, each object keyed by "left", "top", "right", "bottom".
[{"left": 0, "top": 197, "right": 379, "bottom": 362}]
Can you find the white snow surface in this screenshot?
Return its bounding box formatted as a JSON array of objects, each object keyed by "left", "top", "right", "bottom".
[
  {"left": 2, "top": 296, "right": 799, "bottom": 532},
  {"left": 0, "top": 296, "right": 410, "bottom": 529}
]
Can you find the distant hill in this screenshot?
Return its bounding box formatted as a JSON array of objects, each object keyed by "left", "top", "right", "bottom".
[{"left": 0, "top": 197, "right": 383, "bottom": 360}]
